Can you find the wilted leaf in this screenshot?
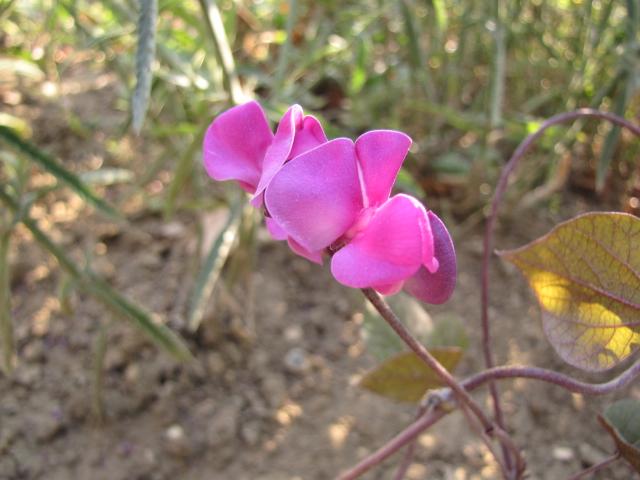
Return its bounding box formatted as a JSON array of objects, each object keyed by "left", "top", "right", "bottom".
[
  {"left": 599, "top": 399, "right": 640, "bottom": 472},
  {"left": 359, "top": 348, "right": 462, "bottom": 403},
  {"left": 499, "top": 212, "right": 640, "bottom": 371}
]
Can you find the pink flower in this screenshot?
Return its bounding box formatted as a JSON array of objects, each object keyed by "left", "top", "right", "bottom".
[
  {"left": 203, "top": 101, "right": 328, "bottom": 264},
  {"left": 203, "top": 102, "right": 456, "bottom": 303},
  {"left": 264, "top": 132, "right": 456, "bottom": 303}
]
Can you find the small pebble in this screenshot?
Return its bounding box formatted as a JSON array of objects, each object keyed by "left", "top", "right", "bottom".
[
  {"left": 164, "top": 424, "right": 190, "bottom": 458},
  {"left": 552, "top": 446, "right": 574, "bottom": 462},
  {"left": 284, "top": 347, "right": 310, "bottom": 374}
]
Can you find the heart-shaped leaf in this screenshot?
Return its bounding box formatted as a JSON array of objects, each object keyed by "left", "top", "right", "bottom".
[
  {"left": 598, "top": 399, "right": 640, "bottom": 472},
  {"left": 359, "top": 347, "right": 462, "bottom": 403},
  {"left": 499, "top": 212, "right": 640, "bottom": 371}
]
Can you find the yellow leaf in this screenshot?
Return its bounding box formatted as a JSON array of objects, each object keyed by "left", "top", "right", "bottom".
[
  {"left": 499, "top": 212, "right": 640, "bottom": 371},
  {"left": 359, "top": 348, "right": 463, "bottom": 403}
]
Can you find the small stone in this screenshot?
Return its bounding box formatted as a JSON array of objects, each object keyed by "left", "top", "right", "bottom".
[
  {"left": 240, "top": 420, "right": 262, "bottom": 446},
  {"left": 164, "top": 424, "right": 190, "bottom": 458},
  {"left": 159, "top": 222, "right": 186, "bottom": 239},
  {"left": 552, "top": 446, "right": 574, "bottom": 462},
  {"left": 578, "top": 442, "right": 607, "bottom": 466},
  {"left": 124, "top": 363, "right": 140, "bottom": 384},
  {"left": 12, "top": 364, "right": 41, "bottom": 387},
  {"left": 284, "top": 325, "right": 303, "bottom": 343},
  {"left": 206, "top": 352, "right": 226, "bottom": 376},
  {"left": 284, "top": 347, "right": 310, "bottom": 374},
  {"left": 261, "top": 374, "right": 287, "bottom": 408},
  {"left": 34, "top": 409, "right": 65, "bottom": 442},
  {"left": 207, "top": 404, "right": 239, "bottom": 447},
  {"left": 22, "top": 341, "right": 45, "bottom": 363}
]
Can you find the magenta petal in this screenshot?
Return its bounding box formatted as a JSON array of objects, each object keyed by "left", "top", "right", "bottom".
[
  {"left": 289, "top": 115, "right": 327, "bottom": 159},
  {"left": 265, "top": 138, "right": 362, "bottom": 252},
  {"left": 252, "top": 106, "right": 327, "bottom": 206},
  {"left": 355, "top": 130, "right": 412, "bottom": 206},
  {"left": 404, "top": 211, "right": 456, "bottom": 304},
  {"left": 288, "top": 237, "right": 323, "bottom": 265},
  {"left": 203, "top": 101, "right": 273, "bottom": 193},
  {"left": 374, "top": 281, "right": 405, "bottom": 295},
  {"left": 331, "top": 194, "right": 425, "bottom": 288},
  {"left": 265, "top": 217, "right": 288, "bottom": 241}
]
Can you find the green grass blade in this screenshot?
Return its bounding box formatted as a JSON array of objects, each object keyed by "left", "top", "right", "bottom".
[
  {"left": 188, "top": 200, "right": 243, "bottom": 331},
  {"left": 596, "top": 75, "right": 633, "bottom": 192},
  {"left": 273, "top": 0, "right": 298, "bottom": 93},
  {"left": 431, "top": 0, "right": 448, "bottom": 34},
  {"left": 0, "top": 187, "right": 192, "bottom": 361},
  {"left": 0, "top": 228, "right": 14, "bottom": 374},
  {"left": 132, "top": 0, "right": 158, "bottom": 133},
  {"left": 0, "top": 126, "right": 121, "bottom": 220},
  {"left": 164, "top": 131, "right": 203, "bottom": 219},
  {"left": 198, "top": 0, "right": 244, "bottom": 104}
]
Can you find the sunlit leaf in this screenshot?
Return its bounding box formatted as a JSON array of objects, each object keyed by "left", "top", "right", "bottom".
[
  {"left": 499, "top": 212, "right": 640, "bottom": 371},
  {"left": 359, "top": 348, "right": 462, "bottom": 403},
  {"left": 599, "top": 399, "right": 640, "bottom": 472}
]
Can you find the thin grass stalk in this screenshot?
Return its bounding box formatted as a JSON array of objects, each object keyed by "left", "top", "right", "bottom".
[
  {"left": 198, "top": 0, "right": 244, "bottom": 105},
  {"left": 0, "top": 187, "right": 193, "bottom": 361},
  {"left": 0, "top": 228, "right": 14, "bottom": 374},
  {"left": 273, "top": 0, "right": 299, "bottom": 93}
]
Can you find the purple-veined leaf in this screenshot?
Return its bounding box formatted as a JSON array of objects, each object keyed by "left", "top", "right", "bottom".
[
  {"left": 359, "top": 348, "right": 462, "bottom": 403},
  {"left": 499, "top": 212, "right": 640, "bottom": 371},
  {"left": 598, "top": 399, "right": 640, "bottom": 472}
]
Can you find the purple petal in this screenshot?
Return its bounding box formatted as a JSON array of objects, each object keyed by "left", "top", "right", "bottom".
[
  {"left": 373, "top": 281, "right": 405, "bottom": 295},
  {"left": 289, "top": 115, "right": 327, "bottom": 159},
  {"left": 203, "top": 101, "right": 273, "bottom": 193},
  {"left": 252, "top": 105, "right": 327, "bottom": 206},
  {"left": 265, "top": 217, "right": 288, "bottom": 241},
  {"left": 355, "top": 130, "right": 412, "bottom": 207},
  {"left": 404, "top": 211, "right": 457, "bottom": 304},
  {"left": 265, "top": 138, "right": 362, "bottom": 252},
  {"left": 330, "top": 194, "right": 425, "bottom": 288},
  {"left": 288, "top": 238, "right": 323, "bottom": 265}
]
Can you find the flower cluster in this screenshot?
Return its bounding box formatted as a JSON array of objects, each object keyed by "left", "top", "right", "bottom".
[{"left": 203, "top": 101, "right": 456, "bottom": 304}]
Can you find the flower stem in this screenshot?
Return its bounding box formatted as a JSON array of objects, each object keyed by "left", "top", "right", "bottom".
[
  {"left": 461, "top": 359, "right": 640, "bottom": 396},
  {"left": 362, "top": 288, "right": 492, "bottom": 431},
  {"left": 361, "top": 288, "right": 523, "bottom": 478}
]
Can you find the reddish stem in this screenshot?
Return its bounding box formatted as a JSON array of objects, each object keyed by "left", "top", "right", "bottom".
[
  {"left": 566, "top": 452, "right": 620, "bottom": 480},
  {"left": 362, "top": 288, "right": 493, "bottom": 432},
  {"left": 337, "top": 356, "right": 640, "bottom": 480},
  {"left": 480, "top": 109, "right": 640, "bottom": 473},
  {"left": 337, "top": 408, "right": 446, "bottom": 480}
]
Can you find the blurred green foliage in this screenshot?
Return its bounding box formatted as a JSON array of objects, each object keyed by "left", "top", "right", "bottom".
[{"left": 1, "top": 0, "right": 639, "bottom": 373}]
